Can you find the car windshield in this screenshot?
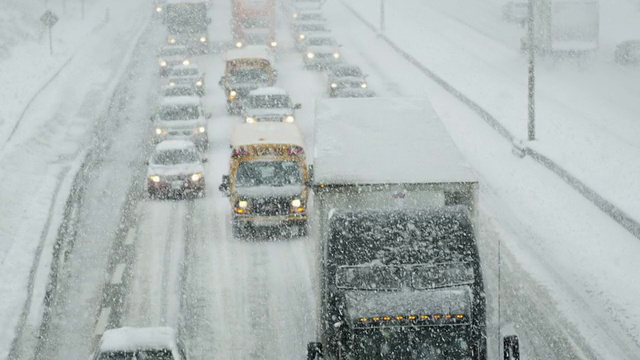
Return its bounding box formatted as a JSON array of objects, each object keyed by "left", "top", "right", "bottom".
[
  {"left": 235, "top": 161, "right": 302, "bottom": 187},
  {"left": 97, "top": 349, "right": 174, "bottom": 360},
  {"left": 308, "top": 37, "right": 336, "bottom": 46},
  {"left": 152, "top": 148, "right": 199, "bottom": 165},
  {"left": 163, "top": 87, "right": 196, "bottom": 97},
  {"left": 348, "top": 327, "right": 472, "bottom": 360},
  {"left": 329, "top": 211, "right": 477, "bottom": 267},
  {"left": 246, "top": 94, "right": 292, "bottom": 109},
  {"left": 331, "top": 66, "right": 363, "bottom": 77},
  {"left": 159, "top": 105, "right": 200, "bottom": 120},
  {"left": 170, "top": 68, "right": 199, "bottom": 76},
  {"left": 160, "top": 48, "right": 186, "bottom": 57},
  {"left": 229, "top": 68, "right": 271, "bottom": 84}
]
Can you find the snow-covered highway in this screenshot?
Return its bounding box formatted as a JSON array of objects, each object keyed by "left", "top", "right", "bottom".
[{"left": 3, "top": 0, "right": 640, "bottom": 359}]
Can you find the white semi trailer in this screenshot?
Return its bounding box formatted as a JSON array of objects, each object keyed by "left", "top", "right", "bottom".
[
  {"left": 307, "top": 98, "right": 522, "bottom": 359},
  {"left": 523, "top": 0, "right": 599, "bottom": 55}
]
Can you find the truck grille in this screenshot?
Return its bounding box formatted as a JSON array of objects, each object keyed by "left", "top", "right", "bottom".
[{"left": 251, "top": 197, "right": 290, "bottom": 216}]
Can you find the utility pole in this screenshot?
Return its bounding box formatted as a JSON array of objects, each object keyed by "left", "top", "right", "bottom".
[
  {"left": 380, "top": 0, "right": 385, "bottom": 33},
  {"left": 527, "top": 0, "right": 536, "bottom": 141}
]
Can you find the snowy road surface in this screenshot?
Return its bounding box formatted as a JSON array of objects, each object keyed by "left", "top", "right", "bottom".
[{"left": 5, "top": 0, "right": 640, "bottom": 359}]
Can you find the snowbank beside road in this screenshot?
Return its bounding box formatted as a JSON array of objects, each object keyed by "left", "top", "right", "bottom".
[
  {"left": 0, "top": 0, "right": 149, "bottom": 357},
  {"left": 344, "top": 0, "right": 640, "bottom": 226}
]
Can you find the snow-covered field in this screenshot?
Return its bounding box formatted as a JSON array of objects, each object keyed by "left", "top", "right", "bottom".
[{"left": 2, "top": 0, "right": 640, "bottom": 359}]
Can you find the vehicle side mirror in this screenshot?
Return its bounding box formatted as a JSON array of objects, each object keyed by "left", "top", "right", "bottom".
[
  {"left": 206, "top": 113, "right": 212, "bottom": 119},
  {"left": 144, "top": 160, "right": 149, "bottom": 166},
  {"left": 218, "top": 77, "right": 224, "bottom": 87},
  {"left": 307, "top": 164, "right": 314, "bottom": 185},
  {"left": 207, "top": 18, "right": 212, "bottom": 24},
  {"left": 150, "top": 115, "right": 155, "bottom": 122},
  {"left": 218, "top": 175, "right": 230, "bottom": 196},
  {"left": 202, "top": 158, "right": 208, "bottom": 163},
  {"left": 503, "top": 335, "right": 520, "bottom": 360},
  {"left": 294, "top": 103, "right": 302, "bottom": 110},
  {"left": 306, "top": 342, "right": 323, "bottom": 360}
]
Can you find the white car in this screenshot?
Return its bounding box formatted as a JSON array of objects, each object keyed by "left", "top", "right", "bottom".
[
  {"left": 291, "top": 9, "right": 326, "bottom": 24},
  {"left": 241, "top": 87, "right": 301, "bottom": 123},
  {"left": 90, "top": 327, "right": 190, "bottom": 359},
  {"left": 157, "top": 45, "right": 191, "bottom": 76},
  {"left": 167, "top": 65, "right": 206, "bottom": 96},
  {"left": 302, "top": 33, "right": 342, "bottom": 69},
  {"left": 147, "top": 140, "right": 206, "bottom": 198},
  {"left": 326, "top": 64, "right": 368, "bottom": 96},
  {"left": 151, "top": 96, "right": 210, "bottom": 149}
]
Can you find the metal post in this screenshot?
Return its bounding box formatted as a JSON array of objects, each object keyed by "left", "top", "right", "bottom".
[
  {"left": 380, "top": 0, "right": 385, "bottom": 32},
  {"left": 527, "top": 0, "right": 535, "bottom": 141},
  {"left": 49, "top": 27, "right": 53, "bottom": 55}
]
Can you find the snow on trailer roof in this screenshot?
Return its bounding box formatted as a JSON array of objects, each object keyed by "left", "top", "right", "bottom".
[
  {"left": 225, "top": 46, "right": 274, "bottom": 63},
  {"left": 231, "top": 123, "right": 305, "bottom": 148},
  {"left": 99, "top": 327, "right": 178, "bottom": 352},
  {"left": 166, "top": 0, "right": 207, "bottom": 4},
  {"left": 249, "top": 87, "right": 288, "bottom": 96},
  {"left": 313, "top": 98, "right": 477, "bottom": 185}
]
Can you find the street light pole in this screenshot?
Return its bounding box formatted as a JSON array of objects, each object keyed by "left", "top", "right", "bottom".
[
  {"left": 380, "top": 0, "right": 385, "bottom": 32},
  {"left": 527, "top": 0, "right": 536, "bottom": 141}
]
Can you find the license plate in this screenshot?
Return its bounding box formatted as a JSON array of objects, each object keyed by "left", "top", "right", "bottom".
[{"left": 171, "top": 181, "right": 183, "bottom": 190}]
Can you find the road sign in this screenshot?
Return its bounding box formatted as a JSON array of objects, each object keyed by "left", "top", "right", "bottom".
[
  {"left": 40, "top": 10, "right": 59, "bottom": 55},
  {"left": 40, "top": 10, "right": 59, "bottom": 28}
]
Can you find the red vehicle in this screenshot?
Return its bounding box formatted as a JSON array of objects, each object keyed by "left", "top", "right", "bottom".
[{"left": 232, "top": 0, "right": 277, "bottom": 49}]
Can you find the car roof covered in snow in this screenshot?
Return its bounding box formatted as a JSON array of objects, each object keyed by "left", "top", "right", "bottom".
[
  {"left": 160, "top": 96, "right": 201, "bottom": 107},
  {"left": 168, "top": 64, "right": 200, "bottom": 72},
  {"left": 160, "top": 45, "right": 188, "bottom": 52},
  {"left": 155, "top": 139, "right": 197, "bottom": 152},
  {"left": 225, "top": 46, "right": 274, "bottom": 63},
  {"left": 231, "top": 123, "right": 305, "bottom": 148},
  {"left": 99, "top": 327, "right": 178, "bottom": 352},
  {"left": 314, "top": 97, "right": 477, "bottom": 185},
  {"left": 249, "top": 87, "right": 288, "bottom": 96},
  {"left": 166, "top": 0, "right": 207, "bottom": 4}
]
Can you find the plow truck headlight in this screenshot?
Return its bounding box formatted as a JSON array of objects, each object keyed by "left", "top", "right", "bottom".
[
  {"left": 150, "top": 175, "right": 161, "bottom": 183},
  {"left": 182, "top": 59, "right": 190, "bottom": 65},
  {"left": 159, "top": 60, "right": 167, "bottom": 67},
  {"left": 285, "top": 115, "right": 295, "bottom": 123},
  {"left": 229, "top": 90, "right": 237, "bottom": 100},
  {"left": 245, "top": 117, "right": 256, "bottom": 124},
  {"left": 330, "top": 83, "right": 337, "bottom": 88},
  {"left": 190, "top": 173, "right": 202, "bottom": 182},
  {"left": 270, "top": 41, "right": 278, "bottom": 47},
  {"left": 238, "top": 200, "right": 248, "bottom": 209},
  {"left": 307, "top": 52, "right": 315, "bottom": 59},
  {"left": 195, "top": 80, "right": 203, "bottom": 87},
  {"left": 291, "top": 199, "right": 302, "bottom": 208},
  {"left": 200, "top": 36, "right": 207, "bottom": 43},
  {"left": 235, "top": 41, "right": 243, "bottom": 48},
  {"left": 361, "top": 83, "right": 368, "bottom": 88},
  {"left": 333, "top": 52, "right": 340, "bottom": 59}
]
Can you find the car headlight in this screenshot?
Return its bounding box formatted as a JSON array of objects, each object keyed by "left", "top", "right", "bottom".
[
  {"left": 169, "top": 81, "right": 175, "bottom": 86},
  {"left": 195, "top": 80, "right": 203, "bottom": 87},
  {"left": 198, "top": 126, "right": 206, "bottom": 133},
  {"left": 333, "top": 52, "right": 340, "bottom": 59},
  {"left": 168, "top": 37, "right": 176, "bottom": 44},
  {"left": 238, "top": 200, "right": 248, "bottom": 208},
  {"left": 299, "top": 34, "right": 305, "bottom": 40},
  {"left": 200, "top": 36, "right": 207, "bottom": 43},
  {"left": 235, "top": 41, "right": 243, "bottom": 48},
  {"left": 307, "top": 52, "right": 315, "bottom": 59},
  {"left": 285, "top": 115, "right": 295, "bottom": 123},
  {"left": 270, "top": 41, "right": 278, "bottom": 47},
  {"left": 159, "top": 60, "right": 167, "bottom": 67},
  {"left": 191, "top": 173, "right": 202, "bottom": 182},
  {"left": 156, "top": 6, "right": 163, "bottom": 12},
  {"left": 245, "top": 117, "right": 256, "bottom": 123},
  {"left": 150, "top": 175, "right": 161, "bottom": 183},
  {"left": 330, "top": 83, "right": 337, "bottom": 88},
  {"left": 361, "top": 83, "right": 368, "bottom": 88},
  {"left": 292, "top": 12, "right": 298, "bottom": 18},
  {"left": 229, "top": 90, "right": 237, "bottom": 100},
  {"left": 155, "top": 128, "right": 163, "bottom": 135},
  {"left": 291, "top": 199, "right": 302, "bottom": 208},
  {"left": 182, "top": 59, "right": 190, "bottom": 65}
]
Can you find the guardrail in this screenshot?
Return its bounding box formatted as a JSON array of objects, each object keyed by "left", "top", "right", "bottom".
[{"left": 339, "top": 0, "right": 640, "bottom": 240}]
